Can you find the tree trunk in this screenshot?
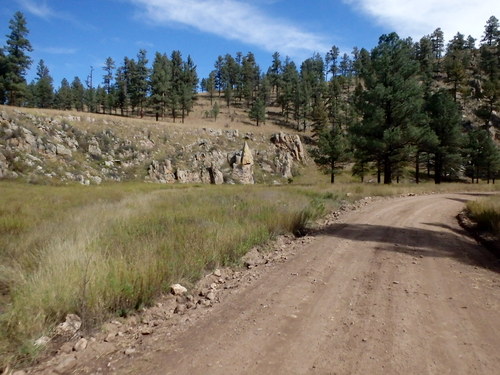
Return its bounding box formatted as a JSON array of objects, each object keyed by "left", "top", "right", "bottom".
[
  {"left": 434, "top": 157, "right": 442, "bottom": 184},
  {"left": 377, "top": 160, "right": 381, "bottom": 184},
  {"left": 415, "top": 152, "right": 420, "bottom": 184},
  {"left": 330, "top": 160, "right": 335, "bottom": 184},
  {"left": 383, "top": 157, "right": 392, "bottom": 184}
]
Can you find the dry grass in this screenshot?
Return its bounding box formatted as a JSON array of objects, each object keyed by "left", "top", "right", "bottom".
[
  {"left": 466, "top": 196, "right": 500, "bottom": 233},
  {"left": 1, "top": 94, "right": 296, "bottom": 139},
  {"left": 0, "top": 181, "right": 327, "bottom": 367}
]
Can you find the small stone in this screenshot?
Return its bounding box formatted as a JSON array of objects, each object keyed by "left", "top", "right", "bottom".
[
  {"left": 74, "top": 337, "right": 88, "bottom": 352},
  {"left": 171, "top": 283, "right": 188, "bottom": 296},
  {"left": 206, "top": 292, "right": 216, "bottom": 301},
  {"left": 213, "top": 269, "right": 222, "bottom": 277},
  {"left": 141, "top": 327, "right": 152, "bottom": 335},
  {"left": 54, "top": 355, "right": 77, "bottom": 374},
  {"left": 393, "top": 281, "right": 400, "bottom": 285},
  {"left": 174, "top": 304, "right": 187, "bottom": 315},
  {"left": 210, "top": 283, "right": 217, "bottom": 290},
  {"left": 124, "top": 348, "right": 136, "bottom": 356},
  {"left": 176, "top": 295, "right": 187, "bottom": 303},
  {"left": 59, "top": 342, "right": 74, "bottom": 354},
  {"left": 56, "top": 314, "right": 82, "bottom": 335},
  {"left": 104, "top": 333, "right": 116, "bottom": 342}
]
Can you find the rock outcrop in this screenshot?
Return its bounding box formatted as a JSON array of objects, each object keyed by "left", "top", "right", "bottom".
[
  {"left": 230, "top": 142, "right": 254, "bottom": 184},
  {"left": 0, "top": 109, "right": 307, "bottom": 185}
]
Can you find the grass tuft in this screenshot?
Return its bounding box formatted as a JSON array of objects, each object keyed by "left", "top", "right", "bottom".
[{"left": 466, "top": 197, "right": 500, "bottom": 234}]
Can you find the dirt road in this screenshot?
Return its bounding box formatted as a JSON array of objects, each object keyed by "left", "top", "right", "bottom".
[{"left": 42, "top": 193, "right": 500, "bottom": 375}]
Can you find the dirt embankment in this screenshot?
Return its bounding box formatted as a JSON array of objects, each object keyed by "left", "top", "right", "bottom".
[{"left": 25, "top": 193, "right": 500, "bottom": 375}]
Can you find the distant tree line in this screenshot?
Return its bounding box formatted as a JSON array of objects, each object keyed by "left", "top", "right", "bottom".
[
  {"left": 0, "top": 11, "right": 499, "bottom": 183},
  {"left": 0, "top": 12, "right": 198, "bottom": 123}
]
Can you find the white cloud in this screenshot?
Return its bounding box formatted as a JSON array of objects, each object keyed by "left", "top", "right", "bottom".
[
  {"left": 344, "top": 0, "right": 499, "bottom": 42},
  {"left": 17, "top": 0, "right": 56, "bottom": 19},
  {"left": 38, "top": 47, "right": 78, "bottom": 55},
  {"left": 128, "top": 0, "right": 330, "bottom": 57}
]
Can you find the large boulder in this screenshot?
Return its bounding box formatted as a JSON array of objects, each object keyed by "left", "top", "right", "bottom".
[
  {"left": 148, "top": 160, "right": 176, "bottom": 183},
  {"left": 231, "top": 142, "right": 254, "bottom": 184},
  {"left": 271, "top": 132, "right": 305, "bottom": 161},
  {"left": 88, "top": 137, "right": 102, "bottom": 158}
]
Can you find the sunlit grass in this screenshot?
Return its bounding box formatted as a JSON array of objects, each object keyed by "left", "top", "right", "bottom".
[
  {"left": 466, "top": 197, "right": 500, "bottom": 234},
  {"left": 0, "top": 181, "right": 326, "bottom": 366},
  {"left": 0, "top": 179, "right": 498, "bottom": 367}
]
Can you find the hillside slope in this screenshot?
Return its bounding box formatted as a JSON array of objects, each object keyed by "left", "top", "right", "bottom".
[{"left": 0, "top": 97, "right": 309, "bottom": 185}]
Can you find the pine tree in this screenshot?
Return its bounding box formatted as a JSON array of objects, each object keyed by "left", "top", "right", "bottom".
[
  {"left": 168, "top": 50, "right": 184, "bottom": 122},
  {"left": 71, "top": 77, "right": 85, "bottom": 111},
  {"left": 180, "top": 55, "right": 198, "bottom": 122},
  {"left": 325, "top": 45, "right": 340, "bottom": 80},
  {"left": 129, "top": 49, "right": 149, "bottom": 117},
  {"left": 2, "top": 11, "right": 32, "bottom": 106},
  {"left": 34, "top": 59, "right": 53, "bottom": 108},
  {"left": 55, "top": 78, "right": 73, "bottom": 110},
  {"left": 481, "top": 16, "right": 500, "bottom": 46},
  {"left": 444, "top": 33, "right": 470, "bottom": 102},
  {"left": 477, "top": 16, "right": 500, "bottom": 125},
  {"left": 241, "top": 52, "right": 260, "bottom": 106},
  {"left": 208, "top": 71, "right": 216, "bottom": 105},
  {"left": 267, "top": 51, "right": 282, "bottom": 100},
  {"left": 102, "top": 57, "right": 116, "bottom": 114},
  {"left": 312, "top": 124, "right": 349, "bottom": 183},
  {"left": 249, "top": 98, "right": 265, "bottom": 126},
  {"left": 430, "top": 28, "right": 445, "bottom": 72},
  {"left": 425, "top": 90, "right": 463, "bottom": 183},
  {"left": 150, "top": 52, "right": 170, "bottom": 121},
  {"left": 214, "top": 56, "right": 224, "bottom": 96},
  {"left": 278, "top": 58, "right": 299, "bottom": 125},
  {"left": 465, "top": 128, "right": 500, "bottom": 183},
  {"left": 114, "top": 58, "right": 131, "bottom": 116},
  {"left": 0, "top": 48, "right": 7, "bottom": 103},
  {"left": 351, "top": 33, "right": 425, "bottom": 184},
  {"left": 211, "top": 101, "right": 220, "bottom": 122}
]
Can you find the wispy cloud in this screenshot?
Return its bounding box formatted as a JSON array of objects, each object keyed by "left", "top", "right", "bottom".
[
  {"left": 128, "top": 0, "right": 330, "bottom": 56},
  {"left": 344, "top": 0, "right": 499, "bottom": 41},
  {"left": 17, "top": 0, "right": 58, "bottom": 19},
  {"left": 17, "top": 0, "right": 97, "bottom": 31},
  {"left": 135, "top": 40, "right": 155, "bottom": 48},
  {"left": 38, "top": 46, "right": 78, "bottom": 55}
]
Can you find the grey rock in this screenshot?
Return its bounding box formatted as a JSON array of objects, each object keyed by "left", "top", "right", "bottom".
[
  {"left": 206, "top": 292, "right": 216, "bottom": 301},
  {"left": 54, "top": 354, "right": 77, "bottom": 374},
  {"left": 74, "top": 337, "right": 88, "bottom": 352},
  {"left": 56, "top": 314, "right": 82, "bottom": 335},
  {"left": 171, "top": 283, "right": 188, "bottom": 296}
]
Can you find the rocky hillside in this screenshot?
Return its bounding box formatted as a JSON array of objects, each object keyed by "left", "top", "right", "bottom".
[{"left": 0, "top": 106, "right": 308, "bottom": 185}]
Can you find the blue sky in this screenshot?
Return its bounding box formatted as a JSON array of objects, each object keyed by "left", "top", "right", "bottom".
[{"left": 1, "top": 0, "right": 498, "bottom": 88}]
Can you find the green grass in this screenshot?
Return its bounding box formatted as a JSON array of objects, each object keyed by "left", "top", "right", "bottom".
[
  {"left": 0, "top": 179, "right": 498, "bottom": 368},
  {"left": 466, "top": 196, "right": 500, "bottom": 234}
]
